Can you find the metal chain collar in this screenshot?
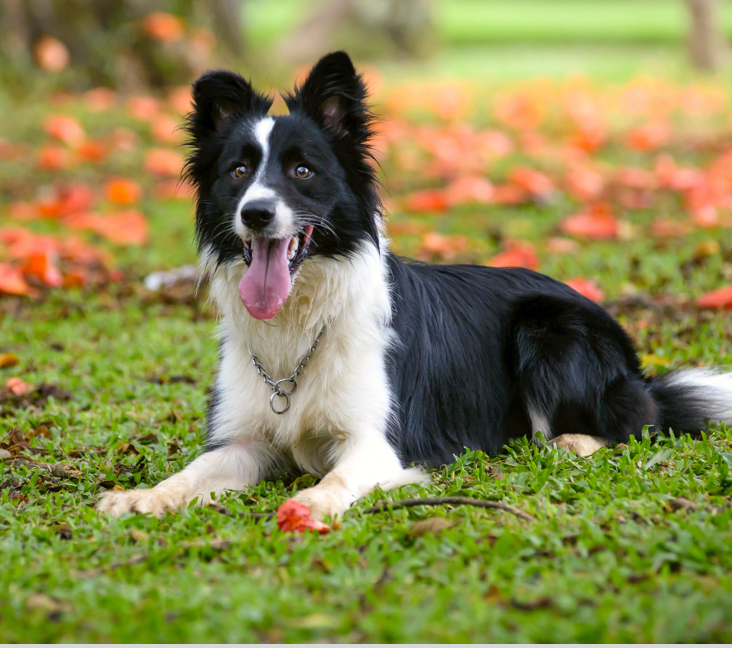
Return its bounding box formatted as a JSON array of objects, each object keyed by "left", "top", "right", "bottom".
[{"left": 249, "top": 326, "right": 326, "bottom": 415}]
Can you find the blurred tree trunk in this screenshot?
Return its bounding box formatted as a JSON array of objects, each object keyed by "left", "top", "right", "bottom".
[
  {"left": 277, "top": 0, "right": 435, "bottom": 66},
  {"left": 685, "top": 0, "right": 730, "bottom": 71},
  {"left": 0, "top": 0, "right": 247, "bottom": 90}
]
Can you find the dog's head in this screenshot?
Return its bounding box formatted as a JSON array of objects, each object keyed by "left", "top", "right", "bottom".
[{"left": 184, "top": 51, "right": 380, "bottom": 320}]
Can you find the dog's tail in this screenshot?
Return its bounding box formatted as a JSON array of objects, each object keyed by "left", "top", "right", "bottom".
[{"left": 648, "top": 368, "right": 732, "bottom": 435}]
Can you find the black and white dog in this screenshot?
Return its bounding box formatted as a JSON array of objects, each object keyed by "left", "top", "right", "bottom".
[{"left": 99, "top": 52, "right": 732, "bottom": 519}]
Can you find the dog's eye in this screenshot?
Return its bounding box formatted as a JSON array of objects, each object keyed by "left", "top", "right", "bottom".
[
  {"left": 295, "top": 165, "right": 312, "bottom": 179},
  {"left": 232, "top": 165, "right": 248, "bottom": 179}
]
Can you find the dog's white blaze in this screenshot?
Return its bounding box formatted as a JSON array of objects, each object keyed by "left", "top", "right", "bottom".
[
  {"left": 664, "top": 368, "right": 732, "bottom": 423},
  {"left": 234, "top": 117, "right": 276, "bottom": 236},
  {"left": 233, "top": 117, "right": 297, "bottom": 240},
  {"left": 101, "top": 236, "right": 428, "bottom": 519}
]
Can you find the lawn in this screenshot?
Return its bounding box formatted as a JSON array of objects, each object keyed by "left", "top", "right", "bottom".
[{"left": 2, "top": 24, "right": 732, "bottom": 643}]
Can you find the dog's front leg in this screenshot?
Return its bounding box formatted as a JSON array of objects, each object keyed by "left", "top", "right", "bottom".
[
  {"left": 292, "top": 430, "right": 428, "bottom": 520},
  {"left": 97, "top": 441, "right": 273, "bottom": 517}
]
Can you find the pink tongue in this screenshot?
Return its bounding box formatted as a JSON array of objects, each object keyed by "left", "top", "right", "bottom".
[{"left": 238, "top": 238, "right": 292, "bottom": 320}]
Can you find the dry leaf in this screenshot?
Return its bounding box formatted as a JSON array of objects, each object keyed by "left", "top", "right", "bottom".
[{"left": 409, "top": 517, "right": 456, "bottom": 537}]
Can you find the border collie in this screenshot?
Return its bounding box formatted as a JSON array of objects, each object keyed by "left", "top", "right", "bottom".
[{"left": 99, "top": 52, "right": 732, "bottom": 520}]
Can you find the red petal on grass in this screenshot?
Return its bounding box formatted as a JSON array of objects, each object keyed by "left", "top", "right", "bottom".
[
  {"left": 75, "top": 140, "right": 107, "bottom": 163},
  {"left": 83, "top": 87, "right": 117, "bottom": 112},
  {"left": 150, "top": 115, "right": 183, "bottom": 145},
  {"left": 444, "top": 175, "right": 493, "bottom": 206},
  {"left": 277, "top": 500, "right": 330, "bottom": 534},
  {"left": 44, "top": 115, "right": 85, "bottom": 145},
  {"left": 691, "top": 205, "right": 719, "bottom": 228},
  {"left": 486, "top": 240, "right": 538, "bottom": 270},
  {"left": 127, "top": 96, "right": 161, "bottom": 121},
  {"left": 495, "top": 94, "right": 545, "bottom": 131},
  {"left": 654, "top": 154, "right": 703, "bottom": 191},
  {"left": 0, "top": 264, "right": 36, "bottom": 297},
  {"left": 60, "top": 183, "right": 95, "bottom": 214},
  {"left": 560, "top": 204, "right": 618, "bottom": 239},
  {"left": 5, "top": 377, "right": 31, "bottom": 396},
  {"left": 626, "top": 121, "right": 671, "bottom": 151},
  {"left": 566, "top": 278, "right": 604, "bottom": 302},
  {"left": 168, "top": 86, "right": 194, "bottom": 115},
  {"left": 697, "top": 285, "right": 732, "bottom": 309},
  {"left": 142, "top": 12, "right": 185, "bottom": 43},
  {"left": 64, "top": 211, "right": 148, "bottom": 245},
  {"left": 105, "top": 177, "right": 142, "bottom": 204},
  {"left": 492, "top": 184, "right": 526, "bottom": 205},
  {"left": 153, "top": 179, "right": 195, "bottom": 200},
  {"left": 22, "top": 252, "right": 63, "bottom": 287},
  {"left": 508, "top": 167, "right": 554, "bottom": 196},
  {"left": 569, "top": 125, "right": 606, "bottom": 153},
  {"left": 565, "top": 165, "right": 604, "bottom": 202},
  {"left": 34, "top": 36, "right": 69, "bottom": 72},
  {"left": 144, "top": 148, "right": 184, "bottom": 177},
  {"left": 615, "top": 167, "right": 656, "bottom": 190},
  {"left": 36, "top": 145, "right": 71, "bottom": 170},
  {"left": 403, "top": 189, "right": 449, "bottom": 213},
  {"left": 419, "top": 232, "right": 469, "bottom": 261}
]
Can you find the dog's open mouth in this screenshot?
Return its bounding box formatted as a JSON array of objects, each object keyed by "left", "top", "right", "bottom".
[{"left": 238, "top": 225, "right": 314, "bottom": 320}]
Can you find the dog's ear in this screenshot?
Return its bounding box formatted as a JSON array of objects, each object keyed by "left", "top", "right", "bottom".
[
  {"left": 287, "top": 51, "right": 372, "bottom": 143},
  {"left": 189, "top": 70, "right": 271, "bottom": 134}
]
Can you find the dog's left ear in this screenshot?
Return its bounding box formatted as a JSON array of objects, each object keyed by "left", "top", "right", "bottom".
[
  {"left": 189, "top": 70, "right": 272, "bottom": 136},
  {"left": 287, "top": 51, "right": 372, "bottom": 143}
]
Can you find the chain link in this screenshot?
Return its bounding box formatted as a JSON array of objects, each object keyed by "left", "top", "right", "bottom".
[{"left": 249, "top": 326, "right": 326, "bottom": 414}]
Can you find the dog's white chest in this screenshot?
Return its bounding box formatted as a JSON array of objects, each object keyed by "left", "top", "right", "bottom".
[{"left": 205, "top": 242, "right": 395, "bottom": 474}]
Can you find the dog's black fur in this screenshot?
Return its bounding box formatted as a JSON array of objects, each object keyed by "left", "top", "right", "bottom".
[{"left": 186, "top": 51, "right": 726, "bottom": 469}]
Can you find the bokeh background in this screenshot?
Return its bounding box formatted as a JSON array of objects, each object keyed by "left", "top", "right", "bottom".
[{"left": 2, "top": 0, "right": 732, "bottom": 334}]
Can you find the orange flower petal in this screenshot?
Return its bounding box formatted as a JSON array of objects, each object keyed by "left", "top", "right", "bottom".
[
  {"left": 486, "top": 240, "right": 538, "bottom": 270},
  {"left": 105, "top": 177, "right": 142, "bottom": 204},
  {"left": 277, "top": 500, "right": 330, "bottom": 534},
  {"left": 144, "top": 148, "right": 184, "bottom": 177},
  {"left": 697, "top": 285, "right": 732, "bottom": 309},
  {"left": 0, "top": 264, "right": 36, "bottom": 297},
  {"left": 566, "top": 278, "right": 604, "bottom": 302},
  {"left": 403, "top": 189, "right": 449, "bottom": 213},
  {"left": 44, "top": 115, "right": 85, "bottom": 145}
]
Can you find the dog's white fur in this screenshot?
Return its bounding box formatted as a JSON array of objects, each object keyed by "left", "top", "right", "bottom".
[
  {"left": 664, "top": 368, "right": 732, "bottom": 423},
  {"left": 98, "top": 233, "right": 427, "bottom": 519}
]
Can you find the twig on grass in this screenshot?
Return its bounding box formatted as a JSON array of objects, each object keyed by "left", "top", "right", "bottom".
[
  {"left": 208, "top": 502, "right": 274, "bottom": 520},
  {"left": 6, "top": 457, "right": 82, "bottom": 480},
  {"left": 358, "top": 496, "right": 536, "bottom": 522}
]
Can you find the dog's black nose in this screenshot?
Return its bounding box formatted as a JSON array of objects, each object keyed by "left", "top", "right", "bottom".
[{"left": 240, "top": 200, "right": 276, "bottom": 231}]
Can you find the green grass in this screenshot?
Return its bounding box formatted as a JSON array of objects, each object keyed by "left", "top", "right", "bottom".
[
  {"left": 2, "top": 295, "right": 732, "bottom": 641},
  {"left": 2, "top": 188, "right": 732, "bottom": 640}
]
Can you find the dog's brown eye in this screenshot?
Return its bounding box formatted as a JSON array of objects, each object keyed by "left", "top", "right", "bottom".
[
  {"left": 295, "top": 165, "right": 312, "bottom": 179},
  {"left": 232, "top": 165, "right": 248, "bottom": 179}
]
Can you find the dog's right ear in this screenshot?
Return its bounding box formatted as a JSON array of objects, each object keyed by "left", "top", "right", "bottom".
[{"left": 189, "top": 70, "right": 272, "bottom": 134}]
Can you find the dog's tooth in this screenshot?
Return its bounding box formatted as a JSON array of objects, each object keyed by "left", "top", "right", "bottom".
[{"left": 288, "top": 236, "right": 299, "bottom": 260}]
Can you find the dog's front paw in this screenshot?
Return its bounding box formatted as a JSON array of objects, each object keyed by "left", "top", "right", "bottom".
[
  {"left": 551, "top": 434, "right": 606, "bottom": 457},
  {"left": 96, "top": 486, "right": 190, "bottom": 518},
  {"left": 292, "top": 484, "right": 351, "bottom": 521}
]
